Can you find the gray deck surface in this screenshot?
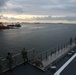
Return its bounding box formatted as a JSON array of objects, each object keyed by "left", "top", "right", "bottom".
[
  {"left": 4, "top": 63, "right": 54, "bottom": 75},
  {"left": 61, "top": 56, "right": 76, "bottom": 75}
]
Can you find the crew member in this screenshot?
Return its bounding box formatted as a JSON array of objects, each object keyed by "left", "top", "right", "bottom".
[
  {"left": 21, "top": 48, "right": 28, "bottom": 63},
  {"left": 6, "top": 52, "right": 13, "bottom": 71},
  {"left": 0, "top": 57, "right": 3, "bottom": 75}
]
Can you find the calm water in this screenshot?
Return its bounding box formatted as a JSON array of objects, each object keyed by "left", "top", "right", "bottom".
[{"left": 0, "top": 23, "right": 76, "bottom": 57}]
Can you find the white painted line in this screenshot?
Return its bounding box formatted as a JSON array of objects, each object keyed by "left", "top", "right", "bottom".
[{"left": 54, "top": 53, "right": 76, "bottom": 75}]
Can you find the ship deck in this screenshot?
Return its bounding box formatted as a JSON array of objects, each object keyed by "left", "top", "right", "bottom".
[
  {"left": 4, "top": 63, "right": 53, "bottom": 75},
  {"left": 60, "top": 55, "right": 76, "bottom": 75},
  {"left": 4, "top": 47, "right": 76, "bottom": 75}
]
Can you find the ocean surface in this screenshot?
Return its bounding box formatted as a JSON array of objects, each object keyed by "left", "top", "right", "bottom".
[{"left": 0, "top": 23, "right": 76, "bottom": 57}]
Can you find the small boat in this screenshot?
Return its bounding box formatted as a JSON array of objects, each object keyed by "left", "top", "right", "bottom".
[
  {"left": 0, "top": 22, "right": 9, "bottom": 29},
  {"left": 7, "top": 23, "right": 21, "bottom": 29},
  {"left": 15, "top": 23, "right": 21, "bottom": 27}
]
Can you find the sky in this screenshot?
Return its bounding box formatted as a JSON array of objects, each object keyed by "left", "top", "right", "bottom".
[{"left": 0, "top": 0, "right": 76, "bottom": 23}]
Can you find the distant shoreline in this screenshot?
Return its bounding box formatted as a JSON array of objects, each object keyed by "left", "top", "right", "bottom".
[{"left": 2, "top": 22, "right": 76, "bottom": 24}]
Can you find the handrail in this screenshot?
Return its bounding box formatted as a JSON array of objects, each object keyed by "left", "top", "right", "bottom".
[
  {"left": 1, "top": 48, "right": 35, "bottom": 72},
  {"left": 2, "top": 48, "right": 35, "bottom": 61},
  {"left": 34, "top": 38, "right": 75, "bottom": 61},
  {"left": 34, "top": 40, "right": 70, "bottom": 59},
  {"left": 1, "top": 37, "right": 76, "bottom": 72}
]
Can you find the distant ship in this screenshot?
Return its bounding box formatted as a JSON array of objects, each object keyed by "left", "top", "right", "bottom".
[
  {"left": 0, "top": 22, "right": 9, "bottom": 29},
  {"left": 7, "top": 23, "right": 21, "bottom": 29},
  {"left": 35, "top": 22, "right": 40, "bottom": 24}
]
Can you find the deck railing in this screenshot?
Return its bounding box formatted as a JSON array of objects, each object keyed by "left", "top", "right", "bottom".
[
  {"left": 2, "top": 48, "right": 35, "bottom": 72},
  {"left": 34, "top": 38, "right": 76, "bottom": 63},
  {"left": 1, "top": 37, "right": 76, "bottom": 72}
]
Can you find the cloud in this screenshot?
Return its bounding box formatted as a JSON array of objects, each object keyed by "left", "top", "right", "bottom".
[
  {"left": 0, "top": 0, "right": 76, "bottom": 15},
  {"left": 0, "top": 15, "right": 31, "bottom": 21},
  {"left": 1, "top": 15, "right": 76, "bottom": 22},
  {"left": 0, "top": 15, "right": 9, "bottom": 19},
  {"left": 31, "top": 16, "right": 76, "bottom": 21},
  {"left": 0, "top": 0, "right": 76, "bottom": 22},
  {"left": 0, "top": 0, "right": 9, "bottom": 7}
]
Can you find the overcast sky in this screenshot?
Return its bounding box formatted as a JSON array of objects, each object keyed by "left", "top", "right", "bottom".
[{"left": 0, "top": 0, "right": 76, "bottom": 23}]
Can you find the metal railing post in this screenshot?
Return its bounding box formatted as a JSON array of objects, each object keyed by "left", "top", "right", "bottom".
[
  {"left": 46, "top": 52, "right": 47, "bottom": 59},
  {"left": 66, "top": 42, "right": 67, "bottom": 47},
  {"left": 54, "top": 47, "right": 56, "bottom": 57},
  {"left": 61, "top": 44, "right": 63, "bottom": 54},
  {"left": 33, "top": 49, "right": 35, "bottom": 59},
  {"left": 50, "top": 50, "right": 52, "bottom": 56},
  {"left": 58, "top": 46, "right": 60, "bottom": 54},
  {"left": 64, "top": 43, "right": 65, "bottom": 48},
  {"left": 41, "top": 54, "right": 42, "bottom": 61}
]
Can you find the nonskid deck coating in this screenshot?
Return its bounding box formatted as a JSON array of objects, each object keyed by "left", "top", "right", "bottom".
[{"left": 60, "top": 56, "right": 76, "bottom": 75}]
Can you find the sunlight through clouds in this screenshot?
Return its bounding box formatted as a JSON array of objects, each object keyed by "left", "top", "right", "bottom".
[{"left": 0, "top": 0, "right": 76, "bottom": 23}]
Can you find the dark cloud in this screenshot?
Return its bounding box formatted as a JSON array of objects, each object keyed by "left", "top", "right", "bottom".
[
  {"left": 0, "top": 0, "right": 9, "bottom": 7},
  {"left": 7, "top": 0, "right": 76, "bottom": 15},
  {"left": 0, "top": 0, "right": 76, "bottom": 15}
]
